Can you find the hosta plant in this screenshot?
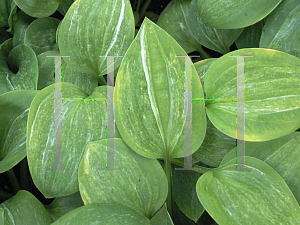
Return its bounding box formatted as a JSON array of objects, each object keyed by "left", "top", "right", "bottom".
[{"left": 0, "top": 0, "right": 300, "bottom": 224}]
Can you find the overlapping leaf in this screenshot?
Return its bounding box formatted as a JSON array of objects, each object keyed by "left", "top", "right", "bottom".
[
  {"left": 24, "top": 17, "right": 60, "bottom": 55},
  {"left": 205, "top": 48, "right": 300, "bottom": 141},
  {"left": 52, "top": 203, "right": 150, "bottom": 225},
  {"left": 196, "top": 0, "right": 282, "bottom": 29},
  {"left": 0, "top": 38, "right": 38, "bottom": 95},
  {"left": 0, "top": 190, "right": 52, "bottom": 225},
  {"left": 0, "top": 90, "right": 38, "bottom": 173},
  {"left": 196, "top": 157, "right": 300, "bottom": 225},
  {"left": 58, "top": 0, "right": 135, "bottom": 77},
  {"left": 188, "top": 0, "right": 243, "bottom": 54},
  {"left": 157, "top": 0, "right": 202, "bottom": 54},
  {"left": 221, "top": 132, "right": 300, "bottom": 204},
  {"left": 260, "top": 0, "right": 300, "bottom": 58},
  {"left": 115, "top": 18, "right": 206, "bottom": 159},
  {"left": 27, "top": 83, "right": 108, "bottom": 198},
  {"left": 14, "top": 0, "right": 60, "bottom": 18},
  {"left": 79, "top": 138, "right": 168, "bottom": 218}
]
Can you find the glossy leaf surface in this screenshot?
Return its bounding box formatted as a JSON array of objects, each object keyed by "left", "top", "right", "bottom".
[
  {"left": 45, "top": 192, "right": 84, "bottom": 222},
  {"left": 58, "top": 0, "right": 135, "bottom": 77},
  {"left": 79, "top": 138, "right": 168, "bottom": 218},
  {"left": 0, "top": 190, "right": 52, "bottom": 225},
  {"left": 52, "top": 203, "right": 150, "bottom": 225},
  {"left": 27, "top": 83, "right": 108, "bottom": 198},
  {"left": 221, "top": 132, "right": 300, "bottom": 204},
  {"left": 205, "top": 48, "right": 300, "bottom": 141},
  {"left": 157, "top": 0, "right": 202, "bottom": 54},
  {"left": 196, "top": 0, "right": 282, "bottom": 29},
  {"left": 0, "top": 39, "right": 38, "bottom": 95},
  {"left": 196, "top": 157, "right": 300, "bottom": 225},
  {"left": 260, "top": 0, "right": 300, "bottom": 58},
  {"left": 24, "top": 17, "right": 60, "bottom": 55},
  {"left": 13, "top": 0, "right": 60, "bottom": 18},
  {"left": 0, "top": 90, "right": 37, "bottom": 173},
  {"left": 188, "top": 0, "right": 243, "bottom": 54},
  {"left": 115, "top": 18, "right": 206, "bottom": 159}
]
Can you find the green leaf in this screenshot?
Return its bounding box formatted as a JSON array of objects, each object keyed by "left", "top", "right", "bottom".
[
  {"left": 188, "top": 0, "right": 243, "bottom": 54},
  {"left": 0, "top": 39, "right": 38, "bottom": 95},
  {"left": 36, "top": 51, "right": 60, "bottom": 90},
  {"left": 45, "top": 192, "right": 84, "bottom": 222},
  {"left": 235, "top": 20, "right": 264, "bottom": 49},
  {"left": 196, "top": 157, "right": 300, "bottom": 225},
  {"left": 193, "top": 117, "right": 236, "bottom": 167},
  {"left": 24, "top": 17, "right": 60, "bottom": 55},
  {"left": 13, "top": 0, "right": 60, "bottom": 18},
  {"left": 78, "top": 138, "right": 168, "bottom": 218},
  {"left": 205, "top": 48, "right": 300, "bottom": 141},
  {"left": 57, "top": 0, "right": 74, "bottom": 16},
  {"left": 0, "top": 0, "right": 16, "bottom": 28},
  {"left": 0, "top": 90, "right": 38, "bottom": 173},
  {"left": 194, "top": 58, "right": 217, "bottom": 96},
  {"left": 157, "top": 0, "right": 202, "bottom": 54},
  {"left": 12, "top": 10, "right": 35, "bottom": 47},
  {"left": 27, "top": 83, "right": 108, "bottom": 198},
  {"left": 52, "top": 203, "right": 150, "bottom": 225},
  {"left": 115, "top": 18, "right": 206, "bottom": 159},
  {"left": 220, "top": 132, "right": 300, "bottom": 205},
  {"left": 172, "top": 165, "right": 204, "bottom": 222},
  {"left": 150, "top": 204, "right": 174, "bottom": 225},
  {"left": 259, "top": 0, "right": 300, "bottom": 58},
  {"left": 0, "top": 190, "right": 52, "bottom": 225},
  {"left": 0, "top": 208, "right": 3, "bottom": 223},
  {"left": 61, "top": 58, "right": 98, "bottom": 95},
  {"left": 36, "top": 51, "right": 98, "bottom": 94},
  {"left": 196, "top": 0, "right": 282, "bottom": 29},
  {"left": 58, "top": 0, "right": 135, "bottom": 77}
]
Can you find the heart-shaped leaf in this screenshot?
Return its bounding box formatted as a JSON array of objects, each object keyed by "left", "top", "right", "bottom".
[
  {"left": 52, "top": 203, "right": 150, "bottom": 225},
  {"left": 27, "top": 83, "right": 108, "bottom": 198},
  {"left": 0, "top": 90, "right": 38, "bottom": 173},
  {"left": 196, "top": 0, "right": 282, "bottom": 29},
  {"left": 115, "top": 18, "right": 206, "bottom": 159},
  {"left": 13, "top": 0, "right": 60, "bottom": 18},
  {"left": 260, "top": 0, "right": 300, "bottom": 58},
  {"left": 58, "top": 0, "right": 135, "bottom": 77},
  {"left": 196, "top": 157, "right": 300, "bottom": 225},
  {"left": 205, "top": 48, "right": 300, "bottom": 141},
  {"left": 150, "top": 204, "right": 174, "bottom": 225},
  {"left": 24, "top": 17, "right": 60, "bottom": 55},
  {"left": 79, "top": 138, "right": 168, "bottom": 218},
  {"left": 45, "top": 192, "right": 84, "bottom": 222},
  {"left": 0, "top": 38, "right": 38, "bottom": 95},
  {"left": 221, "top": 132, "right": 300, "bottom": 205},
  {"left": 188, "top": 0, "right": 243, "bottom": 54},
  {"left": 157, "top": 0, "right": 202, "bottom": 54},
  {"left": 0, "top": 190, "right": 52, "bottom": 224}
]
